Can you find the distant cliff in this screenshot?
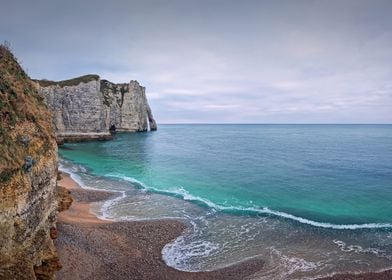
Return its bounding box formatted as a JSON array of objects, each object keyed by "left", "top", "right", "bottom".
[
  {"left": 35, "top": 75, "right": 157, "bottom": 142},
  {"left": 0, "top": 45, "right": 61, "bottom": 279}
]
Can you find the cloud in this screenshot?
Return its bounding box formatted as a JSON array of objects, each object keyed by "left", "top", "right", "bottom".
[{"left": 1, "top": 0, "right": 391, "bottom": 123}]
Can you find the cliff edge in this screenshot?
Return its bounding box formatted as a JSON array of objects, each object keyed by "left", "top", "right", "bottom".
[
  {"left": 0, "top": 45, "right": 61, "bottom": 279},
  {"left": 35, "top": 75, "right": 157, "bottom": 143}
]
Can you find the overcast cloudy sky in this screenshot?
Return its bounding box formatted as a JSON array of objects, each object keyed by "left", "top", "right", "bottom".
[{"left": 1, "top": 0, "right": 391, "bottom": 123}]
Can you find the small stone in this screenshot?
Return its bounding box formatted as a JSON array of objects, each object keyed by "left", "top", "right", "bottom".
[
  {"left": 50, "top": 227, "right": 58, "bottom": 239},
  {"left": 14, "top": 217, "right": 22, "bottom": 227},
  {"left": 18, "top": 135, "right": 31, "bottom": 147},
  {"left": 23, "top": 156, "right": 36, "bottom": 172}
]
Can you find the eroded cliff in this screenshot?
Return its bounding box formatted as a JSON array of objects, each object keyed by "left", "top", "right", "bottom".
[
  {"left": 36, "top": 75, "right": 157, "bottom": 142},
  {"left": 0, "top": 45, "right": 61, "bottom": 279}
]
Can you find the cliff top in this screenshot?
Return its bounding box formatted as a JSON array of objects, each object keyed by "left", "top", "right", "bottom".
[
  {"left": 0, "top": 44, "right": 55, "bottom": 183},
  {"left": 34, "top": 74, "right": 100, "bottom": 88}
]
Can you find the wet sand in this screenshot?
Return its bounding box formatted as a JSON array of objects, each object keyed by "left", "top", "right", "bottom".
[
  {"left": 317, "top": 269, "right": 392, "bottom": 280},
  {"left": 55, "top": 173, "right": 264, "bottom": 280},
  {"left": 55, "top": 173, "right": 392, "bottom": 280}
]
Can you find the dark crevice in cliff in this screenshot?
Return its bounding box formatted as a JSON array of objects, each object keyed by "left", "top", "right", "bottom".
[
  {"left": 100, "top": 79, "right": 128, "bottom": 108},
  {"left": 119, "top": 86, "right": 126, "bottom": 108},
  {"left": 100, "top": 79, "right": 113, "bottom": 107}
]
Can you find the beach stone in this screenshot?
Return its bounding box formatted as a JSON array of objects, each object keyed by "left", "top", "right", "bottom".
[
  {"left": 23, "top": 156, "right": 36, "bottom": 172},
  {"left": 50, "top": 227, "right": 58, "bottom": 239},
  {"left": 18, "top": 135, "right": 31, "bottom": 147}
]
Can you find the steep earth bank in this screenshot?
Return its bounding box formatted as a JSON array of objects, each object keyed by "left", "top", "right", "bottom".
[{"left": 0, "top": 45, "right": 64, "bottom": 280}]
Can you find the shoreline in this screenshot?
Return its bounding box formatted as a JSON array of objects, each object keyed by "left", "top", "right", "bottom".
[
  {"left": 55, "top": 171, "right": 392, "bottom": 280},
  {"left": 55, "top": 172, "right": 265, "bottom": 279}
]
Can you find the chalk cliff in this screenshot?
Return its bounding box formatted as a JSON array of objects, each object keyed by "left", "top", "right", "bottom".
[
  {"left": 36, "top": 75, "right": 157, "bottom": 142},
  {"left": 0, "top": 45, "right": 61, "bottom": 279}
]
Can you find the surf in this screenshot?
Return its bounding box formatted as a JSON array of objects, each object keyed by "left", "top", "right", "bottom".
[{"left": 106, "top": 173, "right": 392, "bottom": 230}]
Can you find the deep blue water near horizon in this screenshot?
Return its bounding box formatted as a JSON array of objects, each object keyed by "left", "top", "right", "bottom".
[{"left": 59, "top": 124, "right": 392, "bottom": 279}]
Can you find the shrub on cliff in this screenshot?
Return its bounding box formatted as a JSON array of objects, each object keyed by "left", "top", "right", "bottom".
[
  {"left": 0, "top": 44, "right": 55, "bottom": 183},
  {"left": 34, "top": 74, "right": 99, "bottom": 87}
]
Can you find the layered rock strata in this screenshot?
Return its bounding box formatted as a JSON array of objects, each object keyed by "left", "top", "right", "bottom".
[
  {"left": 35, "top": 75, "right": 157, "bottom": 142},
  {"left": 0, "top": 45, "right": 61, "bottom": 279}
]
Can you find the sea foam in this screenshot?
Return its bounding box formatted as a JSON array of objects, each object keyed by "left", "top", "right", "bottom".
[{"left": 104, "top": 173, "right": 392, "bottom": 230}]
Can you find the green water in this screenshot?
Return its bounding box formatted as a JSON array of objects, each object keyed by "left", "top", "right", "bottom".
[
  {"left": 60, "top": 124, "right": 392, "bottom": 227},
  {"left": 59, "top": 124, "right": 392, "bottom": 278}
]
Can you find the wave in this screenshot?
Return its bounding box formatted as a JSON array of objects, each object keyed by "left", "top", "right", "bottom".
[
  {"left": 105, "top": 173, "right": 392, "bottom": 230},
  {"left": 59, "top": 161, "right": 127, "bottom": 221},
  {"left": 58, "top": 162, "right": 87, "bottom": 188},
  {"left": 270, "top": 247, "right": 322, "bottom": 274},
  {"left": 333, "top": 240, "right": 391, "bottom": 259},
  {"left": 100, "top": 191, "right": 127, "bottom": 220},
  {"left": 162, "top": 236, "right": 220, "bottom": 271},
  {"left": 59, "top": 161, "right": 114, "bottom": 192}
]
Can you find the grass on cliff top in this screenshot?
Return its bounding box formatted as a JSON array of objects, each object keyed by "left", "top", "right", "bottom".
[
  {"left": 34, "top": 74, "right": 100, "bottom": 87},
  {"left": 0, "top": 44, "right": 55, "bottom": 183}
]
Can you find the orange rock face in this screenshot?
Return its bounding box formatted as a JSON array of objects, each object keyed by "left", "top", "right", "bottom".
[
  {"left": 0, "top": 44, "right": 62, "bottom": 280},
  {"left": 57, "top": 185, "right": 73, "bottom": 212}
]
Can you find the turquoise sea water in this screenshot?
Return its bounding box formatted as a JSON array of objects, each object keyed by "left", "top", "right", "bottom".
[{"left": 59, "top": 124, "right": 392, "bottom": 279}]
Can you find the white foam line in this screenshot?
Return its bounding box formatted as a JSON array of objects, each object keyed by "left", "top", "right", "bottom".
[
  {"left": 59, "top": 162, "right": 126, "bottom": 221},
  {"left": 106, "top": 173, "right": 392, "bottom": 230},
  {"left": 313, "top": 266, "right": 392, "bottom": 280},
  {"left": 59, "top": 164, "right": 105, "bottom": 192},
  {"left": 99, "top": 190, "right": 127, "bottom": 220},
  {"left": 257, "top": 208, "right": 392, "bottom": 230},
  {"left": 58, "top": 163, "right": 86, "bottom": 188}
]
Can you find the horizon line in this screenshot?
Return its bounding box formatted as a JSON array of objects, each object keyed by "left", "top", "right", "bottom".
[{"left": 157, "top": 123, "right": 392, "bottom": 125}]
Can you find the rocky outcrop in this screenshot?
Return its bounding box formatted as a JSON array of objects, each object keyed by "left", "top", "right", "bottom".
[
  {"left": 57, "top": 186, "right": 73, "bottom": 212},
  {"left": 35, "top": 75, "right": 157, "bottom": 142},
  {"left": 0, "top": 45, "right": 61, "bottom": 279},
  {"left": 100, "top": 79, "right": 157, "bottom": 132}
]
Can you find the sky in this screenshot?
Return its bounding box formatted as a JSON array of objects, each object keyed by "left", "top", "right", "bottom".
[{"left": 1, "top": 0, "right": 391, "bottom": 123}]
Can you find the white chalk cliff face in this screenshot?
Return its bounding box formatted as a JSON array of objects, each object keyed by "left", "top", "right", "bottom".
[{"left": 36, "top": 75, "right": 157, "bottom": 142}]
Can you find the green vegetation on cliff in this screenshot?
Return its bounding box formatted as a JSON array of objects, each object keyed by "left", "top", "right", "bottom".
[
  {"left": 34, "top": 74, "right": 99, "bottom": 88},
  {"left": 0, "top": 44, "right": 55, "bottom": 183},
  {"left": 0, "top": 44, "right": 61, "bottom": 279}
]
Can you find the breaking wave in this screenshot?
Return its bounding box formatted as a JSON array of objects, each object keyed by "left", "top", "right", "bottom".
[{"left": 106, "top": 173, "right": 392, "bottom": 230}]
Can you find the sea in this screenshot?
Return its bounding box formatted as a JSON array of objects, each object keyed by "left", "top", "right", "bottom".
[{"left": 59, "top": 124, "right": 392, "bottom": 279}]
